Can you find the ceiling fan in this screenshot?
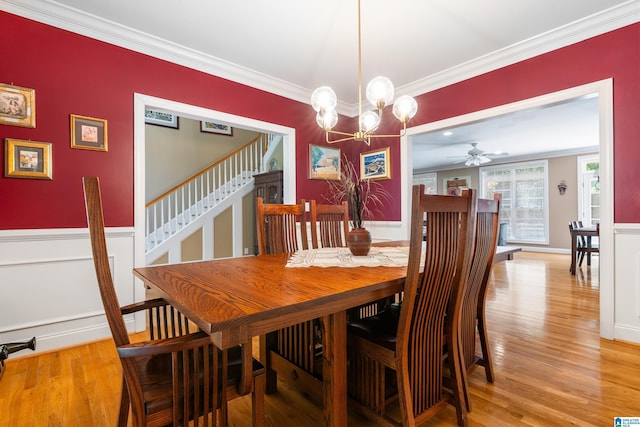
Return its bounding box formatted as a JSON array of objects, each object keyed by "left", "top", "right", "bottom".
[{"left": 454, "top": 143, "right": 508, "bottom": 166}]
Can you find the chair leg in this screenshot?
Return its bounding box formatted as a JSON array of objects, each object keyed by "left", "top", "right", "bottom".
[
  {"left": 117, "top": 379, "right": 130, "bottom": 427},
  {"left": 252, "top": 372, "right": 266, "bottom": 427},
  {"left": 477, "top": 313, "right": 494, "bottom": 383},
  {"left": 450, "top": 355, "right": 469, "bottom": 427}
]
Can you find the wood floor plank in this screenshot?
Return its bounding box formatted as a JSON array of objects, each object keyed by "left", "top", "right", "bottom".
[{"left": 1, "top": 252, "right": 640, "bottom": 426}]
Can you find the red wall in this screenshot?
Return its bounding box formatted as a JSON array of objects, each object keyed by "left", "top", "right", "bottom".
[{"left": 1, "top": 11, "right": 639, "bottom": 229}]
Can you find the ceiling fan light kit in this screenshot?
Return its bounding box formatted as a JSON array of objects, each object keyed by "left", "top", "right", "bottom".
[
  {"left": 457, "top": 142, "right": 508, "bottom": 167},
  {"left": 311, "top": 0, "right": 418, "bottom": 146}
]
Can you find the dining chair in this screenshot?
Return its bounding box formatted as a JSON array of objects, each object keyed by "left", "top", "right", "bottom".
[
  {"left": 573, "top": 220, "right": 599, "bottom": 267},
  {"left": 569, "top": 221, "right": 598, "bottom": 270},
  {"left": 255, "top": 197, "right": 308, "bottom": 254},
  {"left": 255, "top": 197, "right": 319, "bottom": 394},
  {"left": 309, "top": 200, "right": 349, "bottom": 249},
  {"left": 83, "top": 176, "right": 265, "bottom": 427},
  {"left": 309, "top": 199, "right": 397, "bottom": 321},
  {"left": 346, "top": 184, "right": 477, "bottom": 427},
  {"left": 454, "top": 193, "right": 501, "bottom": 412}
]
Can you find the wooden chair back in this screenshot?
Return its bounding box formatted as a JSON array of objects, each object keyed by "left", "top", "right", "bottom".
[
  {"left": 255, "top": 197, "right": 308, "bottom": 255},
  {"left": 83, "top": 176, "right": 133, "bottom": 349},
  {"left": 396, "top": 184, "right": 477, "bottom": 426},
  {"left": 458, "top": 193, "right": 500, "bottom": 411},
  {"left": 83, "top": 176, "right": 265, "bottom": 427},
  {"left": 309, "top": 200, "right": 349, "bottom": 248}
]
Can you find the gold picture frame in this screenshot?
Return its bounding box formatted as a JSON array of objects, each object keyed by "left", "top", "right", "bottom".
[
  {"left": 0, "top": 83, "right": 36, "bottom": 128},
  {"left": 4, "top": 138, "right": 52, "bottom": 180},
  {"left": 360, "top": 146, "right": 391, "bottom": 180},
  {"left": 70, "top": 114, "right": 108, "bottom": 151}
]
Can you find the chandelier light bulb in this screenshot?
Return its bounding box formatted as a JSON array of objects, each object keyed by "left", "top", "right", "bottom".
[
  {"left": 392, "top": 95, "right": 418, "bottom": 123},
  {"left": 359, "top": 111, "right": 380, "bottom": 132},
  {"left": 311, "top": 86, "right": 338, "bottom": 113},
  {"left": 366, "top": 76, "right": 394, "bottom": 109},
  {"left": 316, "top": 108, "right": 338, "bottom": 131}
]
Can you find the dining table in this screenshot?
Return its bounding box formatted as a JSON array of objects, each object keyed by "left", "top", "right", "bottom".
[
  {"left": 569, "top": 225, "right": 599, "bottom": 275},
  {"left": 133, "top": 248, "right": 408, "bottom": 427}
]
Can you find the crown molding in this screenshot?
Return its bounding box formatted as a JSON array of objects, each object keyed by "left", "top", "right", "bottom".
[{"left": 2, "top": 0, "right": 638, "bottom": 117}]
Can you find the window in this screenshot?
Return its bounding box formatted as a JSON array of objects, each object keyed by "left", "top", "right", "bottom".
[
  {"left": 412, "top": 172, "right": 437, "bottom": 194},
  {"left": 480, "top": 160, "right": 548, "bottom": 244}
]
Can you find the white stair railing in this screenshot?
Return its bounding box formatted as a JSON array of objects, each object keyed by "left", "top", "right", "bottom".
[{"left": 145, "top": 133, "right": 272, "bottom": 255}]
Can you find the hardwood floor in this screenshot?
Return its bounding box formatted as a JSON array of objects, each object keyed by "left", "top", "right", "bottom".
[{"left": 2, "top": 252, "right": 639, "bottom": 426}]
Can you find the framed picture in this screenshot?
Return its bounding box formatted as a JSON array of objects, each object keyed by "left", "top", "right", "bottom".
[
  {"left": 309, "top": 144, "right": 340, "bottom": 180},
  {"left": 145, "top": 109, "right": 179, "bottom": 128},
  {"left": 443, "top": 176, "right": 470, "bottom": 195},
  {"left": 0, "top": 83, "right": 35, "bottom": 128},
  {"left": 201, "top": 121, "right": 233, "bottom": 136},
  {"left": 360, "top": 146, "right": 391, "bottom": 180},
  {"left": 4, "top": 138, "right": 52, "bottom": 180},
  {"left": 70, "top": 114, "right": 108, "bottom": 151}
]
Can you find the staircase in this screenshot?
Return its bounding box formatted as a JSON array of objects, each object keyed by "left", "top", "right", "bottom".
[{"left": 145, "top": 133, "right": 276, "bottom": 264}]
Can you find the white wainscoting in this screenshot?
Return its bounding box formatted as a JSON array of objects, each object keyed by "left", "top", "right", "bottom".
[
  {"left": 0, "top": 227, "right": 137, "bottom": 354},
  {"left": 613, "top": 224, "right": 640, "bottom": 343}
]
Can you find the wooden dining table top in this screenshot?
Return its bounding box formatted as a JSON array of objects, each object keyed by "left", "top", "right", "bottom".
[{"left": 133, "top": 252, "right": 407, "bottom": 350}]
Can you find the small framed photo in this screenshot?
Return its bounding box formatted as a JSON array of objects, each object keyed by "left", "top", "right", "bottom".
[
  {"left": 145, "top": 109, "right": 179, "bottom": 128},
  {"left": 200, "top": 121, "right": 233, "bottom": 136},
  {"left": 309, "top": 144, "right": 340, "bottom": 180},
  {"left": 360, "top": 146, "right": 391, "bottom": 180},
  {"left": 70, "top": 114, "right": 108, "bottom": 151},
  {"left": 4, "top": 138, "right": 52, "bottom": 180},
  {"left": 0, "top": 83, "right": 36, "bottom": 128}
]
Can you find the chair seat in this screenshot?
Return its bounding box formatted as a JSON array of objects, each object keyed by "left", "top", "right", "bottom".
[{"left": 347, "top": 303, "right": 401, "bottom": 351}]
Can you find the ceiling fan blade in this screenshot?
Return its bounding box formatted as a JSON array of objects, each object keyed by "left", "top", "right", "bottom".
[
  {"left": 487, "top": 151, "right": 509, "bottom": 157},
  {"left": 478, "top": 156, "right": 492, "bottom": 164}
]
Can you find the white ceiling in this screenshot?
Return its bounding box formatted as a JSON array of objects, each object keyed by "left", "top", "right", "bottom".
[{"left": 4, "top": 0, "right": 637, "bottom": 170}]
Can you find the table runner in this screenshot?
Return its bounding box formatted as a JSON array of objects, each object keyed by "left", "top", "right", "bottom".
[{"left": 286, "top": 246, "right": 411, "bottom": 268}]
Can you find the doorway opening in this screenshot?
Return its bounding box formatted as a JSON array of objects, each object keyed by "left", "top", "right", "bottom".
[
  {"left": 400, "top": 79, "right": 614, "bottom": 339},
  {"left": 132, "top": 93, "right": 296, "bottom": 303}
]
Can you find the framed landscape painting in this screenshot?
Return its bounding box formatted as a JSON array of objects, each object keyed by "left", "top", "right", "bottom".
[
  {"left": 360, "top": 147, "right": 390, "bottom": 180},
  {"left": 309, "top": 145, "right": 340, "bottom": 180},
  {"left": 201, "top": 121, "right": 233, "bottom": 135}
]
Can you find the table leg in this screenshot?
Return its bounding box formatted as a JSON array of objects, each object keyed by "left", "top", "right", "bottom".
[
  {"left": 570, "top": 231, "right": 577, "bottom": 275},
  {"left": 321, "top": 311, "right": 347, "bottom": 427},
  {"left": 260, "top": 332, "right": 278, "bottom": 393}
]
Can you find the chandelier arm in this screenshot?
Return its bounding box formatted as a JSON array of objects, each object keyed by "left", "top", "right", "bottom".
[
  {"left": 325, "top": 133, "right": 359, "bottom": 144},
  {"left": 327, "top": 130, "right": 357, "bottom": 138},
  {"left": 361, "top": 132, "right": 405, "bottom": 139}
]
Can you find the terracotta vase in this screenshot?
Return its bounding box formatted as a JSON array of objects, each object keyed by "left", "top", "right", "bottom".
[{"left": 347, "top": 228, "right": 372, "bottom": 256}]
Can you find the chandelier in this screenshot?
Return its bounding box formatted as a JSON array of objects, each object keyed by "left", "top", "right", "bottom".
[{"left": 310, "top": 0, "right": 418, "bottom": 146}]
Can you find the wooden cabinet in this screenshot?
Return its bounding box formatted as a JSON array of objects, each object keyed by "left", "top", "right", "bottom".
[{"left": 254, "top": 170, "right": 283, "bottom": 204}]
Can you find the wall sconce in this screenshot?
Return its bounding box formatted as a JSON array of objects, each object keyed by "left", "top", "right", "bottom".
[{"left": 558, "top": 180, "right": 567, "bottom": 195}]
